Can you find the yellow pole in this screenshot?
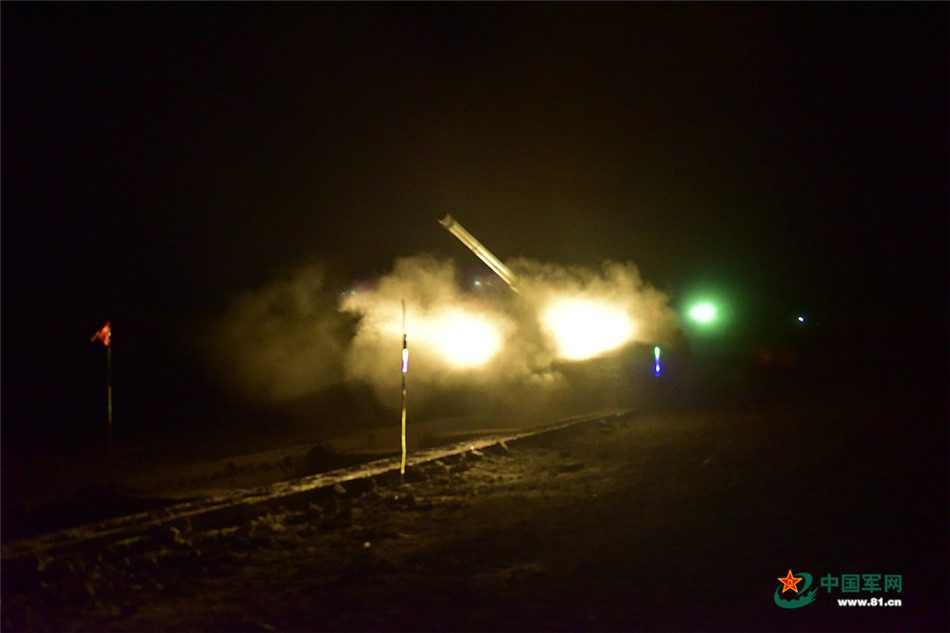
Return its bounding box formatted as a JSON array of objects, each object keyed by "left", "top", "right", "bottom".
[{"left": 400, "top": 301, "right": 408, "bottom": 475}]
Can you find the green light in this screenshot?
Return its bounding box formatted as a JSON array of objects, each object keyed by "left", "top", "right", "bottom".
[{"left": 689, "top": 303, "right": 716, "bottom": 323}]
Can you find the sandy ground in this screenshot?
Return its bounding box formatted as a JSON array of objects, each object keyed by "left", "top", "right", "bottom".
[
  {"left": 0, "top": 413, "right": 534, "bottom": 541},
  {"left": 116, "top": 415, "right": 528, "bottom": 500},
  {"left": 2, "top": 391, "right": 947, "bottom": 632}
]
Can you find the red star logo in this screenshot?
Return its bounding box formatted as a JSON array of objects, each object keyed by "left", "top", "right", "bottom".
[{"left": 777, "top": 570, "right": 804, "bottom": 593}]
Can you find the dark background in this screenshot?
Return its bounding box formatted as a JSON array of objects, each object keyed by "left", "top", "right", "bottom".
[{"left": 2, "top": 4, "right": 947, "bottom": 448}]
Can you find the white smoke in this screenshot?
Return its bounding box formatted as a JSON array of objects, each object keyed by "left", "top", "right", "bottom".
[
  {"left": 340, "top": 255, "right": 520, "bottom": 408},
  {"left": 203, "top": 254, "right": 674, "bottom": 421},
  {"left": 512, "top": 257, "right": 676, "bottom": 348}
]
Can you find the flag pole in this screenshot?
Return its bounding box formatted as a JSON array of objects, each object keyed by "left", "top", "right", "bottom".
[
  {"left": 91, "top": 321, "right": 113, "bottom": 468},
  {"left": 400, "top": 300, "right": 408, "bottom": 476},
  {"left": 107, "top": 339, "right": 113, "bottom": 456}
]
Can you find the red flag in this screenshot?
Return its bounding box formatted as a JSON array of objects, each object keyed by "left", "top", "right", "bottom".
[{"left": 91, "top": 321, "right": 111, "bottom": 346}]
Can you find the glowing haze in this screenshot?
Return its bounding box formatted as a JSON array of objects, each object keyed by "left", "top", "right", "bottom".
[
  {"left": 423, "top": 309, "right": 502, "bottom": 368},
  {"left": 512, "top": 257, "right": 670, "bottom": 361},
  {"left": 339, "top": 255, "right": 515, "bottom": 407},
  {"left": 541, "top": 298, "right": 636, "bottom": 360},
  {"left": 204, "top": 253, "right": 673, "bottom": 414}
]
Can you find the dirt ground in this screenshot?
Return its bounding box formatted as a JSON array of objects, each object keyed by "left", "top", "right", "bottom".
[{"left": 2, "top": 390, "right": 947, "bottom": 632}]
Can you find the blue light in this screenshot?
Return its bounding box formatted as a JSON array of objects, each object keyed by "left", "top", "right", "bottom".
[
  {"left": 798, "top": 316, "right": 805, "bottom": 323},
  {"left": 654, "top": 346, "right": 661, "bottom": 377}
]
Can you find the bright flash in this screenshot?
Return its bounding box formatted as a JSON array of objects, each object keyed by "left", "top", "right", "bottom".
[
  {"left": 427, "top": 311, "right": 501, "bottom": 368},
  {"left": 689, "top": 303, "right": 716, "bottom": 323},
  {"left": 542, "top": 298, "right": 635, "bottom": 360}
]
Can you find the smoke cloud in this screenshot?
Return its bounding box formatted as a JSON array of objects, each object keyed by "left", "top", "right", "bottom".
[
  {"left": 203, "top": 253, "right": 674, "bottom": 425},
  {"left": 203, "top": 265, "right": 348, "bottom": 402},
  {"left": 511, "top": 257, "right": 677, "bottom": 348}
]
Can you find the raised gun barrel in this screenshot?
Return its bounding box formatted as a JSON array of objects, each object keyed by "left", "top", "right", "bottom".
[{"left": 438, "top": 214, "right": 520, "bottom": 293}]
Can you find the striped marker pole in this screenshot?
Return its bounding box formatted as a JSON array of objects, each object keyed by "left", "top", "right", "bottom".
[{"left": 400, "top": 301, "right": 409, "bottom": 475}]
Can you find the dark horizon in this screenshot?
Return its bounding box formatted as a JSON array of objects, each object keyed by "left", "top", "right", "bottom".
[{"left": 2, "top": 3, "right": 947, "bottom": 448}]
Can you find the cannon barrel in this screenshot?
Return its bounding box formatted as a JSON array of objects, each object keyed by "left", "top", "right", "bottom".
[{"left": 438, "top": 214, "right": 520, "bottom": 293}]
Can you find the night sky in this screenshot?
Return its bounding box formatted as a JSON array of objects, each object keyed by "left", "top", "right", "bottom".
[{"left": 2, "top": 4, "right": 947, "bottom": 446}]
